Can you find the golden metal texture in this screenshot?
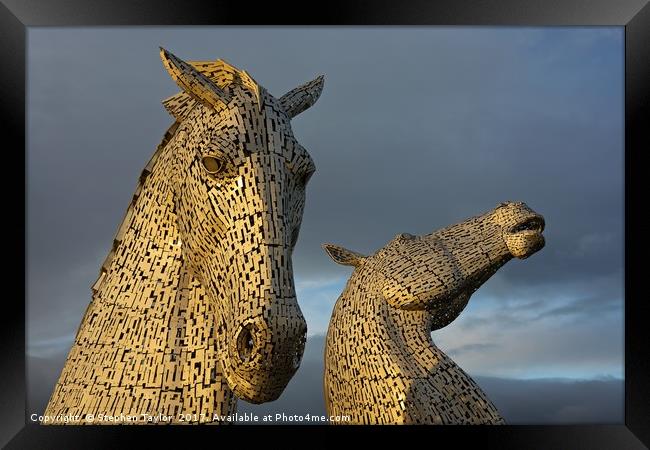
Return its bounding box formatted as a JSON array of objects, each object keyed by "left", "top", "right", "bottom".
[{"left": 44, "top": 49, "right": 324, "bottom": 424}]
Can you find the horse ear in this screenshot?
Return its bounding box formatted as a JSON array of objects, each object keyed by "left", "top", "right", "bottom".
[
  {"left": 162, "top": 91, "right": 197, "bottom": 121},
  {"left": 322, "top": 243, "right": 366, "bottom": 267},
  {"left": 160, "top": 47, "right": 231, "bottom": 109},
  {"left": 279, "top": 75, "right": 324, "bottom": 118}
]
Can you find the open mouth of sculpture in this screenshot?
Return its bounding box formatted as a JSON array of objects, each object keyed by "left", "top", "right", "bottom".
[
  {"left": 504, "top": 213, "right": 545, "bottom": 259},
  {"left": 509, "top": 215, "right": 545, "bottom": 235}
]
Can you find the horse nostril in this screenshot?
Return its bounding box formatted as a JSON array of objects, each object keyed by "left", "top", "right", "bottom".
[
  {"left": 236, "top": 324, "right": 257, "bottom": 363},
  {"left": 292, "top": 334, "right": 306, "bottom": 370}
]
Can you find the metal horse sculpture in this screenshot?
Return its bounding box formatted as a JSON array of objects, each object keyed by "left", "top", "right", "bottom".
[
  {"left": 322, "top": 202, "right": 545, "bottom": 424},
  {"left": 44, "top": 49, "right": 324, "bottom": 424}
]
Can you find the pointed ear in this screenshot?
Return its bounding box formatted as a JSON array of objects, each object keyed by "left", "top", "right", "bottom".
[
  {"left": 279, "top": 75, "right": 324, "bottom": 118},
  {"left": 160, "top": 47, "right": 230, "bottom": 109},
  {"left": 322, "top": 243, "right": 366, "bottom": 267},
  {"left": 162, "top": 91, "right": 197, "bottom": 121}
]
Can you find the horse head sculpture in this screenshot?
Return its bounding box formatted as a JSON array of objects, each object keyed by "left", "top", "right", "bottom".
[
  {"left": 322, "top": 202, "right": 545, "bottom": 424},
  {"left": 44, "top": 49, "right": 324, "bottom": 423},
  {"left": 159, "top": 49, "right": 322, "bottom": 402}
]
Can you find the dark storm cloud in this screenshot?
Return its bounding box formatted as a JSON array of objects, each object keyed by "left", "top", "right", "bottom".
[
  {"left": 446, "top": 342, "right": 501, "bottom": 357},
  {"left": 455, "top": 275, "right": 623, "bottom": 331},
  {"left": 533, "top": 292, "right": 621, "bottom": 320},
  {"left": 476, "top": 375, "right": 623, "bottom": 424},
  {"left": 27, "top": 27, "right": 624, "bottom": 422}
]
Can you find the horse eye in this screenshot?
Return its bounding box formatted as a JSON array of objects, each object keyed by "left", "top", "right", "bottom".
[{"left": 201, "top": 156, "right": 224, "bottom": 174}]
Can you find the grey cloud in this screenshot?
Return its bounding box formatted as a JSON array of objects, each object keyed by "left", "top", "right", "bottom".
[
  {"left": 436, "top": 302, "right": 623, "bottom": 379},
  {"left": 533, "top": 294, "right": 621, "bottom": 321},
  {"left": 457, "top": 311, "right": 526, "bottom": 331},
  {"left": 457, "top": 288, "right": 622, "bottom": 331},
  {"left": 446, "top": 342, "right": 500, "bottom": 357},
  {"left": 478, "top": 376, "right": 623, "bottom": 424}
]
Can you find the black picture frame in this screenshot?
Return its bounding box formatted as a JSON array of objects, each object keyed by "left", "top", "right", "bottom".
[{"left": 3, "top": 0, "right": 648, "bottom": 447}]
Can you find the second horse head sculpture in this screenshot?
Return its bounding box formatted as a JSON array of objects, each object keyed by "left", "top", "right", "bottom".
[{"left": 323, "top": 202, "right": 545, "bottom": 424}]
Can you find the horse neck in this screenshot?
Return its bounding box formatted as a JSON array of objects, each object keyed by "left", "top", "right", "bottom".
[
  {"left": 330, "top": 268, "right": 433, "bottom": 364},
  {"left": 89, "top": 130, "right": 237, "bottom": 416},
  {"left": 94, "top": 136, "right": 182, "bottom": 308},
  {"left": 336, "top": 265, "right": 461, "bottom": 379}
]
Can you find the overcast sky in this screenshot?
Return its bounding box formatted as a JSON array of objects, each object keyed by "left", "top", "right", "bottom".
[{"left": 26, "top": 27, "right": 624, "bottom": 423}]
